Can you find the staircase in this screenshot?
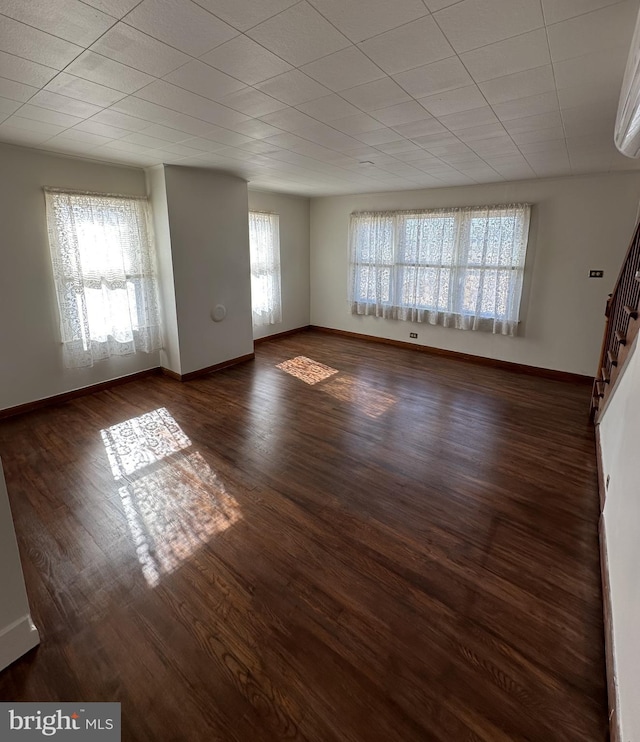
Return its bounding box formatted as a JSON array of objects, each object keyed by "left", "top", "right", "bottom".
[{"left": 591, "top": 219, "right": 640, "bottom": 420}]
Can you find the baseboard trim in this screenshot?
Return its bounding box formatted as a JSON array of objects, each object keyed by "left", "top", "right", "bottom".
[
  {"left": 0, "top": 614, "right": 40, "bottom": 672},
  {"left": 598, "top": 512, "right": 620, "bottom": 742},
  {"left": 309, "top": 326, "right": 592, "bottom": 384},
  {"left": 595, "top": 425, "right": 606, "bottom": 512},
  {"left": 0, "top": 368, "right": 161, "bottom": 421},
  {"left": 254, "top": 326, "right": 311, "bottom": 345},
  {"left": 163, "top": 353, "right": 255, "bottom": 382}
]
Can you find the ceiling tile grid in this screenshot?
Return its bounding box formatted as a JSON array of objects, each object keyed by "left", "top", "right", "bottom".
[{"left": 0, "top": 0, "right": 639, "bottom": 195}]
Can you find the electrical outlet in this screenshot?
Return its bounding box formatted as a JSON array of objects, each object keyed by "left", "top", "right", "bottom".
[
  {"left": 410, "top": 332, "right": 418, "bottom": 339},
  {"left": 589, "top": 270, "right": 604, "bottom": 278},
  {"left": 606, "top": 474, "right": 610, "bottom": 489}
]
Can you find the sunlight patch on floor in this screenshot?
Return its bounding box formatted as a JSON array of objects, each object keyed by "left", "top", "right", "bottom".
[
  {"left": 276, "top": 356, "right": 339, "bottom": 385},
  {"left": 322, "top": 376, "right": 396, "bottom": 419},
  {"left": 101, "top": 409, "right": 241, "bottom": 587}
]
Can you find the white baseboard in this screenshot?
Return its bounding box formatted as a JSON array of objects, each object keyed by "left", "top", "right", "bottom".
[{"left": 0, "top": 614, "right": 40, "bottom": 672}]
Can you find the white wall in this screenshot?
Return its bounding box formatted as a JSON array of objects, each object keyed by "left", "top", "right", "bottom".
[
  {"left": 163, "top": 166, "right": 253, "bottom": 375},
  {"left": 310, "top": 172, "right": 640, "bottom": 375},
  {"left": 248, "top": 189, "right": 310, "bottom": 340},
  {"left": 146, "top": 165, "right": 181, "bottom": 375},
  {"left": 0, "top": 457, "right": 39, "bottom": 670},
  {"left": 598, "top": 336, "right": 640, "bottom": 742},
  {"left": 0, "top": 143, "right": 158, "bottom": 412}
]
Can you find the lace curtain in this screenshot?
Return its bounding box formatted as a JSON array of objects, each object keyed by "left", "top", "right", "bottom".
[
  {"left": 44, "top": 189, "right": 163, "bottom": 368},
  {"left": 349, "top": 204, "right": 531, "bottom": 336},
  {"left": 249, "top": 212, "right": 282, "bottom": 328}
]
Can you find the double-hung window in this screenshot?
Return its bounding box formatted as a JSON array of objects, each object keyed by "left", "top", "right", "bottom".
[
  {"left": 349, "top": 204, "right": 531, "bottom": 336},
  {"left": 45, "top": 189, "right": 163, "bottom": 368},
  {"left": 249, "top": 211, "right": 282, "bottom": 328}
]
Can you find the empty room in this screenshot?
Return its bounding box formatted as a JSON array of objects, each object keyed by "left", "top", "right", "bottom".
[{"left": 1, "top": 0, "right": 640, "bottom": 740}]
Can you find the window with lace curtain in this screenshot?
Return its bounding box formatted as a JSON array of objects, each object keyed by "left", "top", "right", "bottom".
[
  {"left": 44, "top": 189, "right": 163, "bottom": 369},
  {"left": 249, "top": 211, "right": 282, "bottom": 328},
  {"left": 349, "top": 204, "right": 531, "bottom": 336}
]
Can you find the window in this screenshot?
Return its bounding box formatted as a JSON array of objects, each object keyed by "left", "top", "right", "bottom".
[
  {"left": 249, "top": 211, "right": 282, "bottom": 328},
  {"left": 349, "top": 204, "right": 531, "bottom": 336},
  {"left": 45, "top": 189, "right": 162, "bottom": 368}
]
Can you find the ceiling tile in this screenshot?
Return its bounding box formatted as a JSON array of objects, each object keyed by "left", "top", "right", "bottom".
[
  {"left": 371, "top": 101, "right": 432, "bottom": 126},
  {"left": 418, "top": 85, "right": 486, "bottom": 117},
  {"left": 424, "top": 0, "right": 464, "bottom": 10},
  {"left": 89, "top": 108, "right": 152, "bottom": 131},
  {"left": 556, "top": 82, "right": 619, "bottom": 110},
  {"left": 81, "top": 0, "right": 140, "bottom": 17},
  {"left": 479, "top": 65, "right": 556, "bottom": 104},
  {"left": 0, "top": 16, "right": 83, "bottom": 68},
  {"left": 296, "top": 94, "right": 361, "bottom": 122},
  {"left": 247, "top": 2, "right": 350, "bottom": 66},
  {"left": 0, "top": 51, "right": 57, "bottom": 88},
  {"left": 301, "top": 47, "right": 385, "bottom": 92},
  {"left": 111, "top": 96, "right": 216, "bottom": 134},
  {"left": 358, "top": 16, "right": 454, "bottom": 74},
  {"left": 354, "top": 127, "right": 405, "bottom": 145},
  {"left": 218, "top": 87, "right": 287, "bottom": 117},
  {"left": 518, "top": 138, "right": 568, "bottom": 154},
  {"left": 307, "top": 0, "right": 428, "bottom": 43},
  {"left": 124, "top": 0, "right": 238, "bottom": 56},
  {"left": 547, "top": 1, "right": 637, "bottom": 63},
  {"left": 393, "top": 57, "right": 473, "bottom": 99},
  {"left": 392, "top": 118, "right": 447, "bottom": 138},
  {"left": 191, "top": 0, "right": 299, "bottom": 32},
  {"left": 437, "top": 105, "right": 499, "bottom": 130},
  {"left": 341, "top": 78, "right": 412, "bottom": 112},
  {"left": 0, "top": 77, "right": 38, "bottom": 102},
  {"left": 73, "top": 120, "right": 130, "bottom": 138},
  {"left": 456, "top": 122, "right": 508, "bottom": 141},
  {"left": 542, "top": 0, "right": 627, "bottom": 25},
  {"left": 134, "top": 80, "right": 250, "bottom": 127},
  {"left": 90, "top": 23, "right": 190, "bottom": 77},
  {"left": 256, "top": 70, "right": 332, "bottom": 105},
  {"left": 51, "top": 129, "right": 112, "bottom": 145},
  {"left": 561, "top": 103, "right": 616, "bottom": 136},
  {"left": 493, "top": 90, "right": 559, "bottom": 121},
  {"left": 461, "top": 28, "right": 551, "bottom": 82},
  {"left": 510, "top": 126, "right": 565, "bottom": 145},
  {"left": 502, "top": 111, "right": 563, "bottom": 134},
  {"left": 434, "top": 0, "right": 544, "bottom": 53},
  {"left": 44, "top": 73, "right": 127, "bottom": 107},
  {"left": 135, "top": 123, "right": 191, "bottom": 141},
  {"left": 0, "top": 96, "right": 21, "bottom": 117},
  {"left": 164, "top": 60, "right": 246, "bottom": 100},
  {"left": 65, "top": 51, "right": 155, "bottom": 94},
  {"left": 0, "top": 122, "right": 51, "bottom": 143},
  {"left": 0, "top": 0, "right": 115, "bottom": 46},
  {"left": 259, "top": 107, "right": 317, "bottom": 133},
  {"left": 200, "top": 36, "right": 292, "bottom": 86},
  {"left": 330, "top": 112, "right": 387, "bottom": 134},
  {"left": 17, "top": 104, "right": 83, "bottom": 128},
  {"left": 234, "top": 118, "right": 284, "bottom": 139},
  {"left": 178, "top": 136, "right": 227, "bottom": 152},
  {"left": 29, "top": 90, "right": 104, "bottom": 118},
  {"left": 375, "top": 139, "right": 422, "bottom": 154},
  {"left": 553, "top": 46, "right": 628, "bottom": 91},
  {"left": 0, "top": 115, "right": 65, "bottom": 136}
]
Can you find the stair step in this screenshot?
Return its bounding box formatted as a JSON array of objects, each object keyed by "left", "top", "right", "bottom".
[
  {"left": 607, "top": 350, "right": 618, "bottom": 366},
  {"left": 623, "top": 304, "right": 639, "bottom": 319},
  {"left": 596, "top": 381, "right": 606, "bottom": 397},
  {"left": 615, "top": 329, "right": 627, "bottom": 345},
  {"left": 601, "top": 367, "right": 610, "bottom": 384}
]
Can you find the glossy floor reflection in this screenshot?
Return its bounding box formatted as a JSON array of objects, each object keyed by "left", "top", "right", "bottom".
[
  {"left": 102, "top": 408, "right": 241, "bottom": 586},
  {"left": 322, "top": 375, "right": 396, "bottom": 418},
  {"left": 276, "top": 356, "right": 338, "bottom": 384}
]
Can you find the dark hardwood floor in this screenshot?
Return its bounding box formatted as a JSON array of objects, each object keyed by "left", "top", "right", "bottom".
[{"left": 0, "top": 330, "right": 606, "bottom": 741}]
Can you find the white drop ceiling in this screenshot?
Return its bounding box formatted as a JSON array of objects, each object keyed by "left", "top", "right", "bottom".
[{"left": 0, "top": 0, "right": 639, "bottom": 195}]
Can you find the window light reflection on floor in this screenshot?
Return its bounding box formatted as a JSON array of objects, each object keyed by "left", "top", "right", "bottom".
[
  {"left": 276, "top": 356, "right": 339, "bottom": 384},
  {"left": 101, "top": 409, "right": 241, "bottom": 587},
  {"left": 276, "top": 357, "right": 396, "bottom": 418}
]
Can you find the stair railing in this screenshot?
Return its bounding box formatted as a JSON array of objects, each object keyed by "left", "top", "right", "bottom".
[{"left": 592, "top": 219, "right": 640, "bottom": 419}]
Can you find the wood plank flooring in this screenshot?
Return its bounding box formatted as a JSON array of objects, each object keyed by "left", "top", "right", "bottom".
[{"left": 0, "top": 330, "right": 606, "bottom": 741}]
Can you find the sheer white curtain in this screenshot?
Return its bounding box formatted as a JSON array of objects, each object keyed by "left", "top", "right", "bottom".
[
  {"left": 249, "top": 212, "right": 282, "bottom": 328},
  {"left": 45, "top": 189, "right": 163, "bottom": 368},
  {"left": 349, "top": 204, "right": 530, "bottom": 336}
]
